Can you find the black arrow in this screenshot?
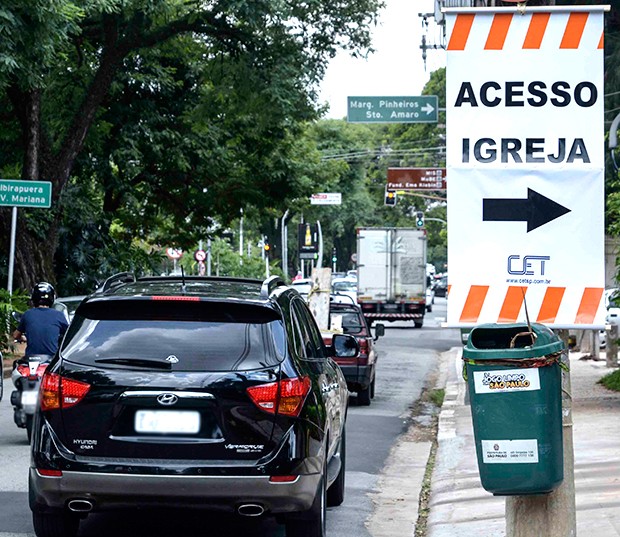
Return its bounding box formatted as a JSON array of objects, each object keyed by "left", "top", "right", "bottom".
[{"left": 482, "top": 188, "right": 571, "bottom": 232}]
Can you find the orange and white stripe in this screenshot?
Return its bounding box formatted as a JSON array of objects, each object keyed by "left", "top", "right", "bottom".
[
  {"left": 451, "top": 285, "right": 604, "bottom": 327},
  {"left": 447, "top": 10, "right": 604, "bottom": 52}
]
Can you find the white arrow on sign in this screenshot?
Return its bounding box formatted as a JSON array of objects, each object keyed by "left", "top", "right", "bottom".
[{"left": 421, "top": 103, "right": 435, "bottom": 115}]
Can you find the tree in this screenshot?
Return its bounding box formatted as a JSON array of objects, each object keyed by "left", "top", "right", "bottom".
[{"left": 0, "top": 0, "right": 383, "bottom": 290}]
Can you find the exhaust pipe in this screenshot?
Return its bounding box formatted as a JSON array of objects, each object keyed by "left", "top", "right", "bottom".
[
  {"left": 67, "top": 499, "right": 94, "bottom": 513},
  {"left": 237, "top": 504, "right": 265, "bottom": 517}
]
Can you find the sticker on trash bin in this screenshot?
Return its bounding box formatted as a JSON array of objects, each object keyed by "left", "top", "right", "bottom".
[
  {"left": 473, "top": 368, "right": 540, "bottom": 394},
  {"left": 481, "top": 439, "right": 539, "bottom": 464}
]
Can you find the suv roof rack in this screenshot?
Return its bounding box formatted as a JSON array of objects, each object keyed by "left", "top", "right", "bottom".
[
  {"left": 95, "top": 272, "right": 137, "bottom": 293},
  {"left": 260, "top": 276, "right": 286, "bottom": 299}
]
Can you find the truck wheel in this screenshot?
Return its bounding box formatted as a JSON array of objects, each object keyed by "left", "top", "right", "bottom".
[{"left": 414, "top": 320, "right": 423, "bottom": 329}]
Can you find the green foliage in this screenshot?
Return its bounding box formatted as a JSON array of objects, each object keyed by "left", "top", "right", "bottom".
[
  {"left": 0, "top": 0, "right": 384, "bottom": 288},
  {"left": 429, "top": 388, "right": 445, "bottom": 407},
  {"left": 598, "top": 369, "right": 620, "bottom": 392},
  {"left": 0, "top": 288, "right": 29, "bottom": 352}
]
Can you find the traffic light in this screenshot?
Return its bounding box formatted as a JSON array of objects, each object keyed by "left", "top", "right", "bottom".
[
  {"left": 385, "top": 190, "right": 397, "bottom": 206},
  {"left": 264, "top": 238, "right": 270, "bottom": 252},
  {"left": 332, "top": 247, "right": 337, "bottom": 263},
  {"left": 415, "top": 211, "right": 425, "bottom": 228}
]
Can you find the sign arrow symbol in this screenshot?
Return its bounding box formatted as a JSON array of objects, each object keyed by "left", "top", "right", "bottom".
[
  {"left": 421, "top": 103, "right": 435, "bottom": 115},
  {"left": 482, "top": 188, "right": 571, "bottom": 232}
]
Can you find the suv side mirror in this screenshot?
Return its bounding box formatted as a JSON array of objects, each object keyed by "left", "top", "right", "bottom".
[
  {"left": 374, "top": 323, "right": 385, "bottom": 340},
  {"left": 331, "top": 334, "right": 359, "bottom": 358}
]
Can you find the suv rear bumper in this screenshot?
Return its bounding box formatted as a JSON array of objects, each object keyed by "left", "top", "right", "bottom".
[
  {"left": 338, "top": 364, "right": 372, "bottom": 391},
  {"left": 29, "top": 468, "right": 320, "bottom": 515}
]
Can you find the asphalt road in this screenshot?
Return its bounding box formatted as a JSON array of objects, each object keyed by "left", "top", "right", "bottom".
[{"left": 0, "top": 297, "right": 461, "bottom": 537}]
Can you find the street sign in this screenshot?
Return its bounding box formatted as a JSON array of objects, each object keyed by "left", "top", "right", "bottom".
[
  {"left": 310, "top": 193, "right": 342, "bottom": 205},
  {"left": 445, "top": 6, "right": 606, "bottom": 329},
  {"left": 387, "top": 168, "right": 446, "bottom": 190},
  {"left": 166, "top": 248, "right": 183, "bottom": 260},
  {"left": 194, "top": 249, "right": 207, "bottom": 262},
  {"left": 0, "top": 179, "right": 52, "bottom": 208},
  {"left": 347, "top": 96, "right": 438, "bottom": 123},
  {"left": 298, "top": 223, "right": 319, "bottom": 255}
]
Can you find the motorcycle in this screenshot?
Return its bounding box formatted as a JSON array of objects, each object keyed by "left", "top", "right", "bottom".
[{"left": 10, "top": 354, "right": 51, "bottom": 441}]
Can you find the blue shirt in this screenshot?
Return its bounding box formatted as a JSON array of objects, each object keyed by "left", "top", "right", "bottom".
[{"left": 17, "top": 307, "right": 69, "bottom": 356}]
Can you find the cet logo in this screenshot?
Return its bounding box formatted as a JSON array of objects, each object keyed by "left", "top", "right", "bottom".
[
  {"left": 494, "top": 444, "right": 500, "bottom": 451},
  {"left": 157, "top": 393, "right": 178, "bottom": 406},
  {"left": 507, "top": 255, "right": 550, "bottom": 276}
]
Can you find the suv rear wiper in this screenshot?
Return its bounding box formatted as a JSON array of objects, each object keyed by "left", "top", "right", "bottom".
[{"left": 94, "top": 358, "right": 172, "bottom": 370}]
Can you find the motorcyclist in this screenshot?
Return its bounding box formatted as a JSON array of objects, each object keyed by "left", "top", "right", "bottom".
[{"left": 12, "top": 282, "right": 69, "bottom": 357}]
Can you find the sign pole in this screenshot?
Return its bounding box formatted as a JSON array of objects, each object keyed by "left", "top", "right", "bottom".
[{"left": 7, "top": 206, "right": 17, "bottom": 295}]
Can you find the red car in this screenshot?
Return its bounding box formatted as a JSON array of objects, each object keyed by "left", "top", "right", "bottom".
[{"left": 322, "top": 301, "right": 384, "bottom": 406}]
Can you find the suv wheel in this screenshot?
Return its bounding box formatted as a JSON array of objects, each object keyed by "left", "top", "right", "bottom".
[
  {"left": 327, "top": 427, "right": 346, "bottom": 507},
  {"left": 285, "top": 461, "right": 327, "bottom": 537},
  {"left": 370, "top": 376, "right": 376, "bottom": 399},
  {"left": 33, "top": 510, "right": 79, "bottom": 537},
  {"left": 357, "top": 384, "right": 371, "bottom": 406}
]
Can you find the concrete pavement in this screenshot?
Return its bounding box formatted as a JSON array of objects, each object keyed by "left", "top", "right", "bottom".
[{"left": 427, "top": 348, "right": 620, "bottom": 537}]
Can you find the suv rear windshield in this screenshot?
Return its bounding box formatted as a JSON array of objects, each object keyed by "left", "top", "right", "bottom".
[{"left": 61, "top": 300, "right": 286, "bottom": 372}]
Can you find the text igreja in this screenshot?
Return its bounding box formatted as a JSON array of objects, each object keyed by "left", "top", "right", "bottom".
[{"left": 462, "top": 137, "right": 589, "bottom": 164}]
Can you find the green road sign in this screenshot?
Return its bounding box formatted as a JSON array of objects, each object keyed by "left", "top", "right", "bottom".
[
  {"left": 347, "top": 96, "right": 438, "bottom": 123},
  {"left": 0, "top": 179, "right": 52, "bottom": 208}
]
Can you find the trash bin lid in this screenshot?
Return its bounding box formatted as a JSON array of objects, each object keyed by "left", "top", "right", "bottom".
[{"left": 463, "top": 323, "right": 565, "bottom": 360}]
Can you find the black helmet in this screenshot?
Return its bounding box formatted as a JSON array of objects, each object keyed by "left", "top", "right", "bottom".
[{"left": 32, "top": 282, "right": 56, "bottom": 307}]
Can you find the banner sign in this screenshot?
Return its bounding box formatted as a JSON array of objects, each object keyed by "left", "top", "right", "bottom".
[
  {"left": 446, "top": 6, "right": 608, "bottom": 328},
  {"left": 310, "top": 193, "right": 342, "bottom": 205},
  {"left": 298, "top": 223, "right": 319, "bottom": 255}
]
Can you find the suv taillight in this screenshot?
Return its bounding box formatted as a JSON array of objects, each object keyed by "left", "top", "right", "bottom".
[
  {"left": 40, "top": 372, "right": 91, "bottom": 411},
  {"left": 247, "top": 377, "right": 311, "bottom": 417}
]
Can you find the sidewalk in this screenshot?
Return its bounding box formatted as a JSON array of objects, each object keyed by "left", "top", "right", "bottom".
[{"left": 428, "top": 349, "right": 620, "bottom": 537}]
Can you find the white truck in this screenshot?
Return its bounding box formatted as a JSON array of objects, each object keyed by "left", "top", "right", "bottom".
[{"left": 356, "top": 227, "right": 428, "bottom": 328}]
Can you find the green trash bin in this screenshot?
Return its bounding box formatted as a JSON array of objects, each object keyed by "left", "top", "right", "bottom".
[{"left": 463, "top": 322, "right": 566, "bottom": 496}]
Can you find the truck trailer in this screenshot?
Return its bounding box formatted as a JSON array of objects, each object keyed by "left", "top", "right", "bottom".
[{"left": 356, "top": 227, "right": 427, "bottom": 328}]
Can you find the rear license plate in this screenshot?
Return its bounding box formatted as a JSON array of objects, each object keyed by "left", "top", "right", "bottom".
[
  {"left": 135, "top": 410, "right": 200, "bottom": 434},
  {"left": 383, "top": 304, "right": 398, "bottom": 311},
  {"left": 22, "top": 390, "right": 39, "bottom": 408}
]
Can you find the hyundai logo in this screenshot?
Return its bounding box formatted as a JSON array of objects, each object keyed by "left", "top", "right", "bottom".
[{"left": 157, "top": 393, "right": 179, "bottom": 406}]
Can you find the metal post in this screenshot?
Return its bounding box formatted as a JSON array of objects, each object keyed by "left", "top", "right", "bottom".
[
  {"left": 207, "top": 238, "right": 212, "bottom": 276},
  {"left": 239, "top": 209, "right": 244, "bottom": 265},
  {"left": 607, "top": 324, "right": 618, "bottom": 368},
  {"left": 7, "top": 207, "right": 17, "bottom": 294},
  {"left": 506, "top": 329, "right": 576, "bottom": 537},
  {"left": 316, "top": 220, "right": 323, "bottom": 269},
  {"left": 281, "top": 209, "right": 290, "bottom": 280}
]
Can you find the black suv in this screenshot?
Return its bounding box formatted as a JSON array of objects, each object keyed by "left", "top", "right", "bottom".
[{"left": 29, "top": 274, "right": 355, "bottom": 537}]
